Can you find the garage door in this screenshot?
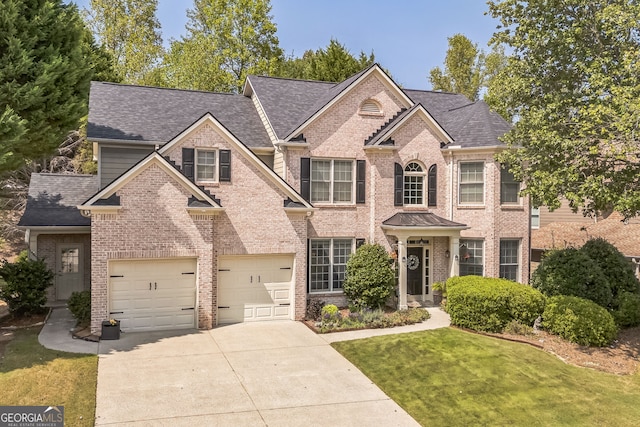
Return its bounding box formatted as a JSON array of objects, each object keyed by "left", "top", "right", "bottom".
[
  {"left": 218, "top": 255, "right": 293, "bottom": 324},
  {"left": 109, "top": 258, "right": 197, "bottom": 332}
]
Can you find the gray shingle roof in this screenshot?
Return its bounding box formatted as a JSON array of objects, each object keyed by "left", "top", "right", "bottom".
[
  {"left": 18, "top": 174, "right": 99, "bottom": 227},
  {"left": 87, "top": 82, "right": 272, "bottom": 148}
]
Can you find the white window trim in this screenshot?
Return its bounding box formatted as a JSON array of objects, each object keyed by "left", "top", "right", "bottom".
[
  {"left": 500, "top": 167, "right": 521, "bottom": 205},
  {"left": 310, "top": 158, "right": 355, "bottom": 205},
  {"left": 404, "top": 161, "right": 426, "bottom": 206},
  {"left": 195, "top": 148, "right": 218, "bottom": 183},
  {"left": 458, "top": 161, "right": 485, "bottom": 206},
  {"left": 531, "top": 207, "right": 540, "bottom": 229},
  {"left": 459, "top": 239, "right": 484, "bottom": 276},
  {"left": 499, "top": 239, "right": 520, "bottom": 281},
  {"left": 309, "top": 238, "right": 355, "bottom": 293}
]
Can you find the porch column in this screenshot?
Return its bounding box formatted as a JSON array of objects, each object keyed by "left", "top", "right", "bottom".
[
  {"left": 450, "top": 236, "right": 460, "bottom": 277},
  {"left": 397, "top": 237, "right": 408, "bottom": 310}
]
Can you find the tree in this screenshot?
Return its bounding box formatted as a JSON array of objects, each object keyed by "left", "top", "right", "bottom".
[
  {"left": 86, "top": 0, "right": 163, "bottom": 85},
  {"left": 0, "top": 0, "right": 92, "bottom": 174},
  {"left": 163, "top": 0, "right": 282, "bottom": 92},
  {"left": 429, "top": 34, "right": 484, "bottom": 101},
  {"left": 277, "top": 39, "right": 375, "bottom": 82},
  {"left": 488, "top": 0, "right": 640, "bottom": 218}
]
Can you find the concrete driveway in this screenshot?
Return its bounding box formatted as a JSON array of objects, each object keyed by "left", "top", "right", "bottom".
[{"left": 95, "top": 321, "right": 419, "bottom": 426}]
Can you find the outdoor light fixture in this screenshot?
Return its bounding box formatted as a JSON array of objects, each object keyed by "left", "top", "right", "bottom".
[{"left": 445, "top": 249, "right": 450, "bottom": 258}]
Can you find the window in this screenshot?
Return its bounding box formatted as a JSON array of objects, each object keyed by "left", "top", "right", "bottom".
[
  {"left": 196, "top": 150, "right": 217, "bottom": 181},
  {"left": 500, "top": 166, "right": 520, "bottom": 204},
  {"left": 459, "top": 240, "right": 483, "bottom": 276},
  {"left": 459, "top": 162, "right": 484, "bottom": 204},
  {"left": 500, "top": 240, "right": 520, "bottom": 281},
  {"left": 404, "top": 162, "right": 424, "bottom": 205},
  {"left": 309, "top": 239, "right": 353, "bottom": 292},
  {"left": 531, "top": 207, "right": 540, "bottom": 228},
  {"left": 61, "top": 248, "right": 79, "bottom": 273},
  {"left": 311, "top": 159, "right": 353, "bottom": 203}
]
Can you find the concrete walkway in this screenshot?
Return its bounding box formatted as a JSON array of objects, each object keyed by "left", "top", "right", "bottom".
[{"left": 38, "top": 307, "right": 98, "bottom": 354}]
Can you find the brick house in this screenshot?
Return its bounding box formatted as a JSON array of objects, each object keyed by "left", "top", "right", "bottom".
[{"left": 19, "top": 64, "right": 530, "bottom": 334}]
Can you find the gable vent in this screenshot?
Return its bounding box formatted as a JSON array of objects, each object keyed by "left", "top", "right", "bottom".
[{"left": 359, "top": 99, "right": 382, "bottom": 115}]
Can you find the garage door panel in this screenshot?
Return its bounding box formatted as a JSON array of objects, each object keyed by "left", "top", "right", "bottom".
[
  {"left": 109, "top": 259, "right": 197, "bottom": 332},
  {"left": 218, "top": 255, "right": 293, "bottom": 324}
]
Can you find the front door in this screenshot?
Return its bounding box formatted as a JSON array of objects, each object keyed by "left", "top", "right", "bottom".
[
  {"left": 56, "top": 244, "right": 84, "bottom": 300},
  {"left": 407, "top": 247, "right": 422, "bottom": 295}
]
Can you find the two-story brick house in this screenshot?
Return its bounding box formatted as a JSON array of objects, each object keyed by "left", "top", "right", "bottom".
[{"left": 19, "top": 64, "right": 529, "bottom": 334}]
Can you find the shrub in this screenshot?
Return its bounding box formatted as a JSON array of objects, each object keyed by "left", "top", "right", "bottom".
[
  {"left": 613, "top": 292, "right": 640, "bottom": 328},
  {"left": 542, "top": 295, "right": 617, "bottom": 347},
  {"left": 580, "top": 238, "right": 640, "bottom": 308},
  {"left": 503, "top": 320, "right": 535, "bottom": 336},
  {"left": 386, "top": 308, "right": 430, "bottom": 326},
  {"left": 447, "top": 276, "right": 545, "bottom": 333},
  {"left": 306, "top": 299, "right": 325, "bottom": 321},
  {"left": 67, "top": 290, "right": 91, "bottom": 325},
  {"left": 0, "top": 257, "right": 54, "bottom": 316},
  {"left": 343, "top": 243, "right": 395, "bottom": 310},
  {"left": 531, "top": 248, "right": 612, "bottom": 308}
]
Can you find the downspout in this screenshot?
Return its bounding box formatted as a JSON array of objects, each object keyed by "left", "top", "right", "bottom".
[
  {"left": 449, "top": 151, "right": 454, "bottom": 221},
  {"left": 369, "top": 156, "right": 376, "bottom": 242}
]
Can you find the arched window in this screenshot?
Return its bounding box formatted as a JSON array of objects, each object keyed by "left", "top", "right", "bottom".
[
  {"left": 359, "top": 99, "right": 382, "bottom": 115},
  {"left": 404, "top": 162, "right": 425, "bottom": 205}
]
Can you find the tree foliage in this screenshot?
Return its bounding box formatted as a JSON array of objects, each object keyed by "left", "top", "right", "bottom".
[
  {"left": 0, "top": 0, "right": 92, "bottom": 174},
  {"left": 86, "top": 0, "right": 163, "bottom": 85},
  {"left": 343, "top": 243, "right": 395, "bottom": 311},
  {"left": 488, "top": 0, "right": 640, "bottom": 218},
  {"left": 429, "top": 34, "right": 484, "bottom": 101},
  {"left": 162, "top": 0, "right": 282, "bottom": 92},
  {"left": 277, "top": 39, "right": 375, "bottom": 82},
  {"left": 0, "top": 257, "right": 54, "bottom": 316}
]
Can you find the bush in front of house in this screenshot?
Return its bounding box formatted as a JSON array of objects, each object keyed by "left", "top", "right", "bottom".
[
  {"left": 613, "top": 292, "right": 640, "bottom": 328},
  {"left": 343, "top": 243, "right": 395, "bottom": 311},
  {"left": 67, "top": 290, "right": 91, "bottom": 326},
  {"left": 580, "top": 237, "right": 640, "bottom": 308},
  {"left": 0, "top": 257, "right": 54, "bottom": 316},
  {"left": 446, "top": 276, "right": 546, "bottom": 333},
  {"left": 531, "top": 247, "right": 613, "bottom": 308},
  {"left": 542, "top": 295, "right": 617, "bottom": 347}
]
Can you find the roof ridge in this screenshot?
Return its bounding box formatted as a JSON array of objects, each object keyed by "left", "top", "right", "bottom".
[
  {"left": 33, "top": 172, "right": 97, "bottom": 177},
  {"left": 91, "top": 81, "right": 240, "bottom": 96},
  {"left": 248, "top": 74, "right": 337, "bottom": 85},
  {"left": 406, "top": 88, "right": 467, "bottom": 96},
  {"left": 447, "top": 101, "right": 479, "bottom": 112}
]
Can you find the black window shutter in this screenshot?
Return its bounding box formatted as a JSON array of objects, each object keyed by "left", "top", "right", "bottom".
[
  {"left": 355, "top": 238, "right": 366, "bottom": 248},
  {"left": 219, "top": 150, "right": 231, "bottom": 182},
  {"left": 428, "top": 164, "right": 437, "bottom": 206},
  {"left": 301, "top": 157, "right": 311, "bottom": 201},
  {"left": 356, "top": 160, "right": 366, "bottom": 204},
  {"left": 394, "top": 162, "right": 403, "bottom": 206},
  {"left": 182, "top": 148, "right": 195, "bottom": 180}
]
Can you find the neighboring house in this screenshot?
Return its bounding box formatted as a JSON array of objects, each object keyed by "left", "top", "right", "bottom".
[
  {"left": 18, "top": 64, "right": 529, "bottom": 334},
  {"left": 531, "top": 206, "right": 640, "bottom": 277}
]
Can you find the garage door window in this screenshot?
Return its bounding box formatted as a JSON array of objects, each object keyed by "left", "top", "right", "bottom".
[{"left": 309, "top": 238, "right": 353, "bottom": 292}]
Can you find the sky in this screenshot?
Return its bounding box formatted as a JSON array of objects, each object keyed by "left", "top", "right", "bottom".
[{"left": 71, "top": 0, "right": 501, "bottom": 90}]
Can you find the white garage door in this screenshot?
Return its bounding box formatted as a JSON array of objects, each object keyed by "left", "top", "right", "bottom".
[
  {"left": 109, "top": 258, "right": 197, "bottom": 332},
  {"left": 218, "top": 255, "right": 293, "bottom": 324}
]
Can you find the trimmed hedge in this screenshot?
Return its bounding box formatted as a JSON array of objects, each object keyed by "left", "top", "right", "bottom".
[
  {"left": 343, "top": 243, "right": 395, "bottom": 310},
  {"left": 542, "top": 295, "right": 617, "bottom": 347},
  {"left": 67, "top": 290, "right": 91, "bottom": 325},
  {"left": 614, "top": 292, "right": 640, "bottom": 328},
  {"left": 446, "top": 276, "right": 545, "bottom": 333}
]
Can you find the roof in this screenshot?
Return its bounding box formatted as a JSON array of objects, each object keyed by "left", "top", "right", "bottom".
[
  {"left": 87, "top": 82, "right": 272, "bottom": 148},
  {"left": 531, "top": 212, "right": 640, "bottom": 258},
  {"left": 382, "top": 212, "right": 467, "bottom": 228},
  {"left": 18, "top": 174, "right": 99, "bottom": 227}
]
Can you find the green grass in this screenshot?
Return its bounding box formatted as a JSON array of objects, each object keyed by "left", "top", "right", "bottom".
[
  {"left": 333, "top": 328, "right": 640, "bottom": 426},
  {"left": 0, "top": 327, "right": 98, "bottom": 427}
]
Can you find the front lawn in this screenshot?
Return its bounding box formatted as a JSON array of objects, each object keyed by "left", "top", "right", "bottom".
[
  {"left": 0, "top": 327, "right": 97, "bottom": 427},
  {"left": 332, "top": 328, "right": 640, "bottom": 426}
]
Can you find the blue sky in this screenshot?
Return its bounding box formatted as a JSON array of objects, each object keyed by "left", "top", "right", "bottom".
[{"left": 71, "top": 0, "right": 500, "bottom": 90}]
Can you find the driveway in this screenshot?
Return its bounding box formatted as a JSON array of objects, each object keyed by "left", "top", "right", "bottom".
[{"left": 95, "top": 321, "right": 419, "bottom": 426}]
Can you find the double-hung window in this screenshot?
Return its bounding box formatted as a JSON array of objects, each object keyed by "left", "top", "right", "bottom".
[
  {"left": 459, "top": 162, "right": 484, "bottom": 204},
  {"left": 404, "top": 162, "right": 425, "bottom": 205},
  {"left": 309, "top": 238, "right": 353, "bottom": 292},
  {"left": 499, "top": 240, "right": 520, "bottom": 281},
  {"left": 196, "top": 149, "right": 217, "bottom": 182},
  {"left": 459, "top": 239, "right": 484, "bottom": 276},
  {"left": 311, "top": 159, "right": 353, "bottom": 203},
  {"left": 500, "top": 166, "right": 520, "bottom": 204}
]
